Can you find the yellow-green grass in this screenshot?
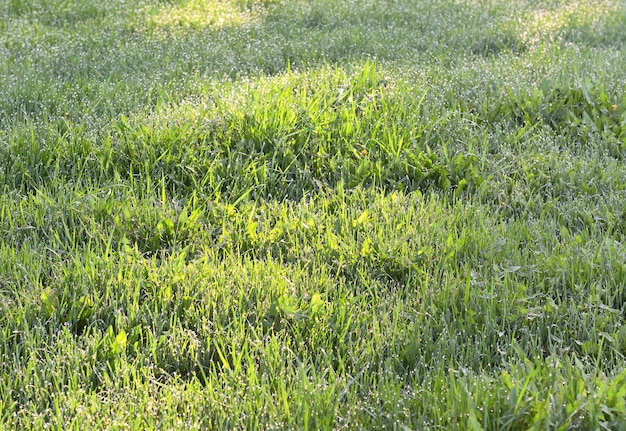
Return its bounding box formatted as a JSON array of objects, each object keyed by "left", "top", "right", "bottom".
[{"left": 1, "top": 0, "right": 626, "bottom": 429}]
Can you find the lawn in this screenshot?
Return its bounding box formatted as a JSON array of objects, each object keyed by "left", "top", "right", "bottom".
[{"left": 1, "top": 0, "right": 626, "bottom": 429}]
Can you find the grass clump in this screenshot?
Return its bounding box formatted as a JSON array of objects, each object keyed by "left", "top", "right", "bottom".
[{"left": 1, "top": 0, "right": 626, "bottom": 429}]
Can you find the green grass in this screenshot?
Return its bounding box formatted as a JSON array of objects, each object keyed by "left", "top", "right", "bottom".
[{"left": 1, "top": 0, "right": 626, "bottom": 429}]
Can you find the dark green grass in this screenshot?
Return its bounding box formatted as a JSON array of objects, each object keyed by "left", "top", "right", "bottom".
[{"left": 1, "top": 0, "right": 626, "bottom": 429}]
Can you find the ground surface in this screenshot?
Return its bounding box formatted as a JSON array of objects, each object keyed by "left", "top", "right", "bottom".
[{"left": 1, "top": 0, "right": 626, "bottom": 429}]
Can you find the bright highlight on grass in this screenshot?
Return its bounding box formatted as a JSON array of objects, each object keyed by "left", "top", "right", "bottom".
[
  {"left": 0, "top": 0, "right": 625, "bottom": 429},
  {"left": 519, "top": 1, "right": 623, "bottom": 45},
  {"left": 147, "top": 0, "right": 258, "bottom": 32}
]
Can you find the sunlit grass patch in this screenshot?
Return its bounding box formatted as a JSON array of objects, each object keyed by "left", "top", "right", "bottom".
[
  {"left": 146, "top": 0, "right": 260, "bottom": 33},
  {"left": 519, "top": 0, "right": 623, "bottom": 46}
]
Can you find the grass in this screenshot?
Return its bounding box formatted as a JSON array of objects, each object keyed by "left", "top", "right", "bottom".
[{"left": 1, "top": 0, "right": 626, "bottom": 429}]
